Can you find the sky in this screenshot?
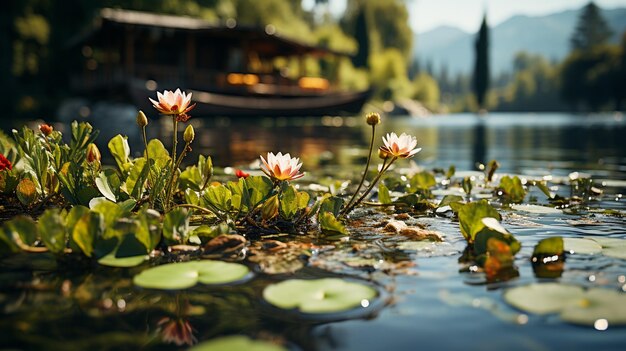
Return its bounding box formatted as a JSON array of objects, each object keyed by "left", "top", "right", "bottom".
[
  {"left": 411, "top": 0, "right": 626, "bottom": 33},
  {"left": 303, "top": 0, "right": 626, "bottom": 33}
]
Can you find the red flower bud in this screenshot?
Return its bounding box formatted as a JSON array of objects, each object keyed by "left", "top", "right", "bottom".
[
  {"left": 235, "top": 169, "right": 250, "bottom": 179},
  {"left": 0, "top": 154, "right": 12, "bottom": 171}
]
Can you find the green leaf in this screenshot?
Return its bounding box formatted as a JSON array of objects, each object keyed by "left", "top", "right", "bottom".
[
  {"left": 37, "top": 209, "right": 66, "bottom": 254},
  {"left": 378, "top": 183, "right": 391, "bottom": 204},
  {"left": 95, "top": 169, "right": 121, "bottom": 202},
  {"left": 133, "top": 260, "right": 250, "bottom": 290},
  {"left": 163, "top": 208, "right": 190, "bottom": 244},
  {"left": 319, "top": 212, "right": 348, "bottom": 236},
  {"left": 279, "top": 185, "right": 298, "bottom": 220},
  {"left": 438, "top": 195, "right": 464, "bottom": 208},
  {"left": 246, "top": 176, "right": 273, "bottom": 207},
  {"left": 296, "top": 191, "right": 310, "bottom": 210},
  {"left": 498, "top": 176, "right": 526, "bottom": 203},
  {"left": 179, "top": 165, "right": 203, "bottom": 191},
  {"left": 204, "top": 184, "right": 232, "bottom": 212},
  {"left": 98, "top": 253, "right": 148, "bottom": 268},
  {"left": 320, "top": 196, "right": 344, "bottom": 217},
  {"left": 533, "top": 237, "right": 564, "bottom": 257},
  {"left": 136, "top": 208, "right": 162, "bottom": 252},
  {"left": 504, "top": 283, "right": 584, "bottom": 315},
  {"left": 108, "top": 134, "right": 131, "bottom": 173},
  {"left": 4, "top": 215, "right": 38, "bottom": 246},
  {"left": 410, "top": 171, "right": 436, "bottom": 192},
  {"left": 72, "top": 212, "right": 103, "bottom": 257},
  {"left": 560, "top": 288, "right": 626, "bottom": 326},
  {"left": 116, "top": 233, "right": 148, "bottom": 257},
  {"left": 474, "top": 223, "right": 520, "bottom": 256},
  {"left": 0, "top": 170, "right": 18, "bottom": 194},
  {"left": 457, "top": 200, "right": 501, "bottom": 242},
  {"left": 16, "top": 178, "right": 38, "bottom": 206},
  {"left": 146, "top": 139, "right": 170, "bottom": 169},
  {"left": 563, "top": 238, "right": 602, "bottom": 255},
  {"left": 124, "top": 158, "right": 149, "bottom": 199},
  {"left": 262, "top": 278, "right": 377, "bottom": 313},
  {"left": 91, "top": 200, "right": 127, "bottom": 229},
  {"left": 0, "top": 227, "right": 20, "bottom": 254},
  {"left": 189, "top": 336, "right": 287, "bottom": 351}
]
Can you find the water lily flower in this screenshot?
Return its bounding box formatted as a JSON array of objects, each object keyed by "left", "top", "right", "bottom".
[
  {"left": 0, "top": 154, "right": 12, "bottom": 171},
  {"left": 235, "top": 169, "right": 250, "bottom": 179},
  {"left": 379, "top": 132, "right": 421, "bottom": 159},
  {"left": 260, "top": 152, "right": 304, "bottom": 181},
  {"left": 157, "top": 317, "right": 196, "bottom": 346},
  {"left": 149, "top": 88, "right": 196, "bottom": 122},
  {"left": 39, "top": 124, "right": 53, "bottom": 136}
]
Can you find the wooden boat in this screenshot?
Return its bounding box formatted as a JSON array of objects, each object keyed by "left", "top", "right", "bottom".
[{"left": 69, "top": 8, "right": 371, "bottom": 117}]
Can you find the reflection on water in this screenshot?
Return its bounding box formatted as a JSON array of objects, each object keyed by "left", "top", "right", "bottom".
[{"left": 168, "top": 113, "right": 626, "bottom": 180}]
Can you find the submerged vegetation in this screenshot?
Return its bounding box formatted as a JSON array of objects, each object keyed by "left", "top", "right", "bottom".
[{"left": 1, "top": 89, "right": 625, "bottom": 349}]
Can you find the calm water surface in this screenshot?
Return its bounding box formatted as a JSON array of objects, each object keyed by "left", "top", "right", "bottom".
[{"left": 1, "top": 112, "right": 626, "bottom": 350}]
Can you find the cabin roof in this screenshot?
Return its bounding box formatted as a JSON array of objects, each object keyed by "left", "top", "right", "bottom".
[{"left": 70, "top": 8, "right": 350, "bottom": 57}]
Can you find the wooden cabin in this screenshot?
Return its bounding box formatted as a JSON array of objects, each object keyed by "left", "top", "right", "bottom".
[{"left": 69, "top": 8, "right": 370, "bottom": 116}]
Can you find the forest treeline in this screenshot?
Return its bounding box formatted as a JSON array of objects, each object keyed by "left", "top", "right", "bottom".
[{"left": 2, "top": 0, "right": 625, "bottom": 119}]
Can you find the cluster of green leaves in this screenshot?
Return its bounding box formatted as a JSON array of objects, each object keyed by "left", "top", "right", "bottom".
[
  {"left": 447, "top": 198, "right": 521, "bottom": 280},
  {"left": 1, "top": 121, "right": 99, "bottom": 207},
  {"left": 0, "top": 199, "right": 230, "bottom": 267}
]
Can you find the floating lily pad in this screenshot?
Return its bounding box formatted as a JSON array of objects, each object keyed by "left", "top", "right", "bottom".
[
  {"left": 562, "top": 238, "right": 602, "bottom": 255},
  {"left": 133, "top": 260, "right": 250, "bottom": 290},
  {"left": 560, "top": 288, "right": 626, "bottom": 326},
  {"left": 189, "top": 335, "right": 287, "bottom": 351},
  {"left": 510, "top": 204, "right": 562, "bottom": 214},
  {"left": 504, "top": 283, "right": 626, "bottom": 326},
  {"left": 98, "top": 253, "right": 148, "bottom": 268},
  {"left": 396, "top": 241, "right": 437, "bottom": 251},
  {"left": 504, "top": 283, "right": 584, "bottom": 315},
  {"left": 263, "top": 278, "right": 377, "bottom": 314},
  {"left": 586, "top": 237, "right": 626, "bottom": 259}
]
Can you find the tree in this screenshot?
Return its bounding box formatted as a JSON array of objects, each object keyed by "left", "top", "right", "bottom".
[
  {"left": 570, "top": 2, "right": 613, "bottom": 52},
  {"left": 473, "top": 15, "right": 489, "bottom": 109},
  {"left": 352, "top": 8, "right": 369, "bottom": 68}
]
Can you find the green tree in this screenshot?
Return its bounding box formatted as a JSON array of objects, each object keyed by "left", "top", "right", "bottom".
[
  {"left": 352, "top": 8, "right": 369, "bottom": 68},
  {"left": 473, "top": 15, "right": 489, "bottom": 109},
  {"left": 571, "top": 1, "right": 613, "bottom": 52}
]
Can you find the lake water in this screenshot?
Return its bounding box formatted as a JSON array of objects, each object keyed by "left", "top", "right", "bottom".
[{"left": 1, "top": 112, "right": 626, "bottom": 350}]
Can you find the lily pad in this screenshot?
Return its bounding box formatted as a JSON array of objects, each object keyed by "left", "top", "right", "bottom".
[
  {"left": 510, "top": 204, "right": 562, "bottom": 214},
  {"left": 562, "top": 238, "right": 602, "bottom": 255},
  {"left": 504, "top": 283, "right": 626, "bottom": 326},
  {"left": 189, "top": 335, "right": 287, "bottom": 351},
  {"left": 133, "top": 260, "right": 250, "bottom": 290},
  {"left": 263, "top": 278, "right": 377, "bottom": 314},
  {"left": 560, "top": 288, "right": 626, "bottom": 326},
  {"left": 504, "top": 283, "right": 584, "bottom": 315},
  {"left": 587, "top": 237, "right": 626, "bottom": 260},
  {"left": 98, "top": 253, "right": 148, "bottom": 268}
]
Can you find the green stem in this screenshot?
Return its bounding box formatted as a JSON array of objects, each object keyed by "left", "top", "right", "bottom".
[
  {"left": 165, "top": 141, "right": 190, "bottom": 211},
  {"left": 141, "top": 126, "right": 157, "bottom": 208},
  {"left": 341, "top": 157, "right": 396, "bottom": 217},
  {"left": 344, "top": 125, "right": 376, "bottom": 212},
  {"left": 165, "top": 117, "right": 179, "bottom": 210}
]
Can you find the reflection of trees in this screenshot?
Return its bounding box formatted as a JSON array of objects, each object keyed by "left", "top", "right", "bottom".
[{"left": 189, "top": 118, "right": 364, "bottom": 167}]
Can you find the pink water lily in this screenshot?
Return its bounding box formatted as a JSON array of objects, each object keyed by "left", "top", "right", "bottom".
[
  {"left": 379, "top": 132, "right": 421, "bottom": 159},
  {"left": 260, "top": 152, "right": 305, "bottom": 181},
  {"left": 149, "top": 88, "right": 196, "bottom": 122}
]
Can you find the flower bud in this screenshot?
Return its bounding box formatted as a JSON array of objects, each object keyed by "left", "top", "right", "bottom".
[
  {"left": 183, "top": 124, "right": 195, "bottom": 143},
  {"left": 261, "top": 195, "right": 279, "bottom": 220},
  {"left": 86, "top": 143, "right": 101, "bottom": 163},
  {"left": 204, "top": 156, "right": 213, "bottom": 181},
  {"left": 378, "top": 148, "right": 390, "bottom": 160},
  {"left": 39, "top": 124, "right": 53, "bottom": 136},
  {"left": 136, "top": 110, "right": 148, "bottom": 127},
  {"left": 235, "top": 169, "right": 250, "bottom": 179},
  {"left": 365, "top": 112, "right": 381, "bottom": 126}
]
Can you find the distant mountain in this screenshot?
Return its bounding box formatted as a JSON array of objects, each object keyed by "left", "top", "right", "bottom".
[{"left": 414, "top": 7, "right": 626, "bottom": 76}]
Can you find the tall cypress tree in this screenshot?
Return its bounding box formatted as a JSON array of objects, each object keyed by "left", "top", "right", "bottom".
[
  {"left": 473, "top": 15, "right": 489, "bottom": 109},
  {"left": 352, "top": 7, "right": 369, "bottom": 68},
  {"left": 570, "top": 1, "right": 613, "bottom": 52}
]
